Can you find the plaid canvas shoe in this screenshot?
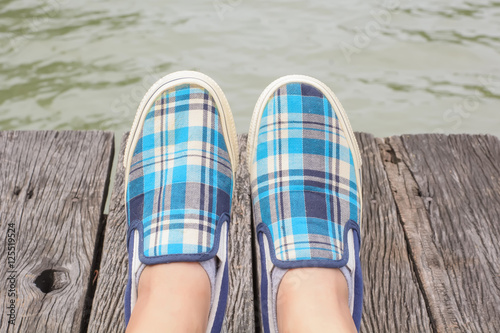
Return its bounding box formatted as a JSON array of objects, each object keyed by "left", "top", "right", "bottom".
[
  {"left": 123, "top": 71, "right": 238, "bottom": 332},
  {"left": 247, "top": 75, "right": 363, "bottom": 332}
]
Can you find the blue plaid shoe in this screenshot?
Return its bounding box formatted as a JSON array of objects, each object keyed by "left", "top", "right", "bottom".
[
  {"left": 123, "top": 71, "right": 238, "bottom": 332},
  {"left": 247, "top": 75, "right": 363, "bottom": 332}
]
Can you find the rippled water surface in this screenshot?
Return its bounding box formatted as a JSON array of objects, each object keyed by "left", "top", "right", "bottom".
[{"left": 1, "top": 0, "right": 499, "bottom": 138}]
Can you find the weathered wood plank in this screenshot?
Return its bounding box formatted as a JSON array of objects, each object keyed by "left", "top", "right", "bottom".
[
  {"left": 357, "top": 133, "right": 433, "bottom": 333},
  {"left": 380, "top": 134, "right": 500, "bottom": 332},
  {"left": 250, "top": 133, "right": 433, "bottom": 333},
  {"left": 0, "top": 131, "right": 114, "bottom": 332},
  {"left": 88, "top": 134, "right": 255, "bottom": 333},
  {"left": 87, "top": 134, "right": 129, "bottom": 333},
  {"left": 224, "top": 134, "right": 255, "bottom": 332},
  {"left": 223, "top": 134, "right": 255, "bottom": 333}
]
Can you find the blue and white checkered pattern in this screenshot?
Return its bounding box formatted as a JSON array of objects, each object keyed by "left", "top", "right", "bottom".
[
  {"left": 126, "top": 84, "right": 233, "bottom": 258},
  {"left": 251, "top": 83, "right": 360, "bottom": 263}
]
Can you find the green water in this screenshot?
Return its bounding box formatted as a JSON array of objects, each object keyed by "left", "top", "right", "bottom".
[{"left": 1, "top": 0, "right": 499, "bottom": 139}]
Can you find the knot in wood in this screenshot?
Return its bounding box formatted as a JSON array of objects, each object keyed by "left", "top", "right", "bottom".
[{"left": 34, "top": 268, "right": 69, "bottom": 294}]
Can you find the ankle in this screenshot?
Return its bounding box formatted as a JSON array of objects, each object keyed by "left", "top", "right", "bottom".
[
  {"left": 277, "top": 268, "right": 356, "bottom": 333},
  {"left": 126, "top": 262, "right": 211, "bottom": 333}
]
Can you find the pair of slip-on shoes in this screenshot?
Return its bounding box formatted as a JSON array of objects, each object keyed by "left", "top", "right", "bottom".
[{"left": 123, "top": 71, "right": 363, "bottom": 332}]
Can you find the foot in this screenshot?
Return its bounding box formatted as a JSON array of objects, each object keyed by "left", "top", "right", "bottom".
[
  {"left": 277, "top": 267, "right": 356, "bottom": 333},
  {"left": 247, "top": 76, "right": 363, "bottom": 332},
  {"left": 123, "top": 71, "right": 239, "bottom": 332},
  {"left": 126, "top": 262, "right": 211, "bottom": 333}
]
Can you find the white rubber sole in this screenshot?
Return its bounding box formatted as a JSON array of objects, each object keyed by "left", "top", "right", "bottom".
[
  {"left": 246, "top": 75, "right": 363, "bottom": 223},
  {"left": 123, "top": 71, "right": 239, "bottom": 202}
]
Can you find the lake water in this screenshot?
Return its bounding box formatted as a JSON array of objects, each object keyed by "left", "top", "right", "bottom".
[{"left": 1, "top": 0, "right": 499, "bottom": 140}]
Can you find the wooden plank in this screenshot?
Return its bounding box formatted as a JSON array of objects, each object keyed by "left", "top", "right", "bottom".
[
  {"left": 87, "top": 134, "right": 129, "bottom": 333},
  {"left": 223, "top": 134, "right": 255, "bottom": 333},
  {"left": 380, "top": 134, "right": 500, "bottom": 332},
  {"left": 88, "top": 134, "right": 255, "bottom": 333},
  {"left": 0, "top": 131, "right": 114, "bottom": 332},
  {"left": 357, "top": 133, "right": 433, "bottom": 333},
  {"left": 250, "top": 132, "right": 433, "bottom": 333}
]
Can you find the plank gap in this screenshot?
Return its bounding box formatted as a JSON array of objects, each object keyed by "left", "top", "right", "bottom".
[{"left": 80, "top": 136, "right": 115, "bottom": 333}]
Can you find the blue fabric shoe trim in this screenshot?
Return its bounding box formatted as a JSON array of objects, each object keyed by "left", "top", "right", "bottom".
[
  {"left": 352, "top": 230, "right": 363, "bottom": 331},
  {"left": 210, "top": 240, "right": 229, "bottom": 333},
  {"left": 258, "top": 231, "right": 272, "bottom": 333},
  {"left": 124, "top": 234, "right": 134, "bottom": 326}
]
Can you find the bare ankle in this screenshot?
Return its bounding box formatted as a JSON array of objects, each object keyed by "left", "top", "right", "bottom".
[
  {"left": 277, "top": 268, "right": 356, "bottom": 333},
  {"left": 126, "top": 262, "right": 211, "bottom": 333}
]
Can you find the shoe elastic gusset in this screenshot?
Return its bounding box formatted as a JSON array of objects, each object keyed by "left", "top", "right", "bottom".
[{"left": 247, "top": 76, "right": 363, "bottom": 332}]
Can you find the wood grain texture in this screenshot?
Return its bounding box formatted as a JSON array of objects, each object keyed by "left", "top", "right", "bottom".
[
  {"left": 223, "top": 134, "right": 255, "bottom": 333},
  {"left": 87, "top": 134, "right": 129, "bottom": 333},
  {"left": 88, "top": 134, "right": 255, "bottom": 333},
  {"left": 380, "top": 134, "right": 500, "bottom": 332},
  {"left": 0, "top": 131, "right": 114, "bottom": 332},
  {"left": 357, "top": 133, "right": 433, "bottom": 333},
  {"left": 6, "top": 130, "right": 497, "bottom": 332}
]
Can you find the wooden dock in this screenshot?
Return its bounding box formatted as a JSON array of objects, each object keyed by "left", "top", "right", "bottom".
[{"left": 0, "top": 131, "right": 499, "bottom": 332}]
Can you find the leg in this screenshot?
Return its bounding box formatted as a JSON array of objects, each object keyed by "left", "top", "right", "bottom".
[
  {"left": 277, "top": 268, "right": 356, "bottom": 333},
  {"left": 126, "top": 262, "right": 211, "bottom": 333}
]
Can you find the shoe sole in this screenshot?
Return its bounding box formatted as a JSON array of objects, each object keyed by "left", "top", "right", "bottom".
[
  {"left": 123, "top": 71, "right": 240, "bottom": 202},
  {"left": 246, "top": 75, "right": 363, "bottom": 224}
]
